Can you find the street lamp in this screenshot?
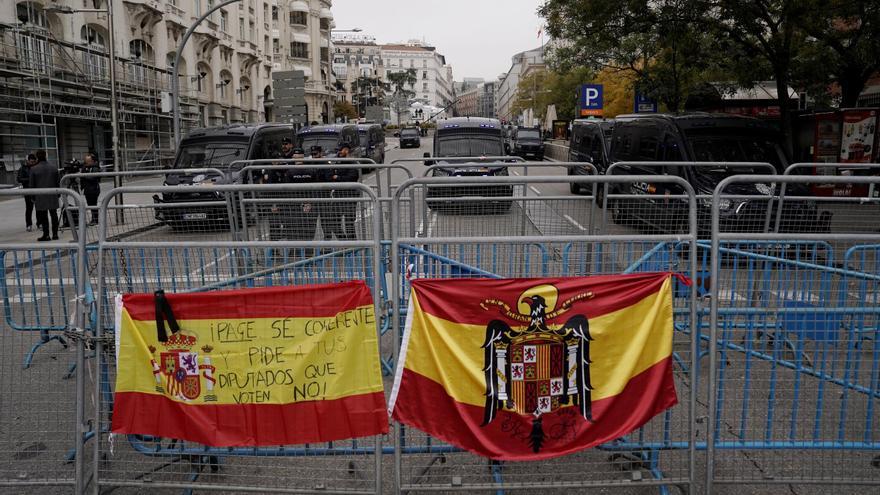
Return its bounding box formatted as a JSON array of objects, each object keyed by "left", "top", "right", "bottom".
[{"left": 46, "top": 0, "right": 123, "bottom": 219}]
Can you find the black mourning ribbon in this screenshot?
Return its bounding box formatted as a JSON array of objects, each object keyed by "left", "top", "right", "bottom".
[{"left": 154, "top": 290, "right": 180, "bottom": 343}]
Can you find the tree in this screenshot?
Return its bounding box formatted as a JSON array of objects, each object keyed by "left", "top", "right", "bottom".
[
  {"left": 798, "top": 0, "right": 880, "bottom": 107},
  {"left": 332, "top": 101, "right": 357, "bottom": 121},
  {"left": 539, "top": 0, "right": 714, "bottom": 112},
  {"left": 350, "top": 75, "right": 387, "bottom": 117},
  {"left": 386, "top": 69, "right": 417, "bottom": 98}
]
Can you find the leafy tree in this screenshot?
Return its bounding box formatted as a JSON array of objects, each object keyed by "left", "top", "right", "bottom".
[
  {"left": 539, "top": 0, "right": 713, "bottom": 112},
  {"left": 798, "top": 0, "right": 880, "bottom": 107},
  {"left": 386, "top": 69, "right": 417, "bottom": 98},
  {"left": 512, "top": 67, "right": 596, "bottom": 121},
  {"left": 332, "top": 101, "right": 358, "bottom": 121},
  {"left": 350, "top": 75, "right": 387, "bottom": 116}
]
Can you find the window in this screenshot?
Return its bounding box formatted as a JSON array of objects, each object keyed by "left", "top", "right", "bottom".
[
  {"left": 423, "top": 82, "right": 428, "bottom": 91},
  {"left": 249, "top": 21, "right": 255, "bottom": 41},
  {"left": 239, "top": 18, "right": 244, "bottom": 39},
  {"left": 320, "top": 18, "right": 330, "bottom": 31},
  {"left": 271, "top": 6, "right": 277, "bottom": 21},
  {"left": 289, "top": 11, "right": 307, "bottom": 26},
  {"left": 290, "top": 42, "right": 308, "bottom": 59},
  {"left": 195, "top": 1, "right": 202, "bottom": 16},
  {"left": 409, "top": 59, "right": 414, "bottom": 68},
  {"left": 80, "top": 25, "right": 107, "bottom": 80},
  {"left": 220, "top": 11, "right": 228, "bottom": 32},
  {"left": 422, "top": 71, "right": 427, "bottom": 80},
  {"left": 423, "top": 60, "right": 427, "bottom": 68},
  {"left": 637, "top": 136, "right": 659, "bottom": 161},
  {"left": 273, "top": 39, "right": 279, "bottom": 54}
]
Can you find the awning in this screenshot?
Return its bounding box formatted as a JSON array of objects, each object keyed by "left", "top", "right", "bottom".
[
  {"left": 292, "top": 32, "right": 310, "bottom": 43},
  {"left": 319, "top": 8, "right": 333, "bottom": 19},
  {"left": 290, "top": 1, "right": 309, "bottom": 13},
  {"left": 292, "top": 65, "right": 312, "bottom": 78}
]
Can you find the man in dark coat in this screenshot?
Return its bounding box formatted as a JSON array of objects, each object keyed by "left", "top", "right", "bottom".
[
  {"left": 30, "top": 149, "right": 60, "bottom": 241},
  {"left": 80, "top": 152, "right": 101, "bottom": 225},
  {"left": 17, "top": 153, "right": 37, "bottom": 232}
]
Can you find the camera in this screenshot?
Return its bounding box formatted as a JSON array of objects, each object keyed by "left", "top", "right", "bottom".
[{"left": 62, "top": 158, "right": 82, "bottom": 175}]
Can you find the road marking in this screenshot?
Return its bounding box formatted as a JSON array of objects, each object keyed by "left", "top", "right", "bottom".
[{"left": 563, "top": 214, "right": 587, "bottom": 232}]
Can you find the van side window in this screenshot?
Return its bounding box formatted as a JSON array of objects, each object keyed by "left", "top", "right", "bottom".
[
  {"left": 591, "top": 135, "right": 603, "bottom": 163},
  {"left": 255, "top": 131, "right": 286, "bottom": 160},
  {"left": 579, "top": 132, "right": 592, "bottom": 156},
  {"left": 662, "top": 134, "right": 684, "bottom": 161},
  {"left": 638, "top": 136, "right": 659, "bottom": 161}
]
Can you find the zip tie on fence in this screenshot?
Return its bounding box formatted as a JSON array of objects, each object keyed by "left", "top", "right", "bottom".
[
  {"left": 108, "top": 433, "right": 115, "bottom": 456},
  {"left": 405, "top": 263, "right": 415, "bottom": 280}
]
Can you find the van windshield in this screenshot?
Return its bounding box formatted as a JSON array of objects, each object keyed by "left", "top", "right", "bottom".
[
  {"left": 297, "top": 134, "right": 340, "bottom": 153},
  {"left": 359, "top": 131, "right": 369, "bottom": 147},
  {"left": 518, "top": 129, "right": 540, "bottom": 140},
  {"left": 687, "top": 133, "right": 785, "bottom": 173},
  {"left": 436, "top": 134, "right": 503, "bottom": 157},
  {"left": 400, "top": 129, "right": 419, "bottom": 137},
  {"left": 175, "top": 141, "right": 249, "bottom": 170}
]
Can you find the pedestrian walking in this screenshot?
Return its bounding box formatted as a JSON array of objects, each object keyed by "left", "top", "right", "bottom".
[
  {"left": 81, "top": 152, "right": 101, "bottom": 225},
  {"left": 29, "top": 149, "right": 60, "bottom": 241},
  {"left": 319, "top": 144, "right": 359, "bottom": 241},
  {"left": 17, "top": 153, "right": 37, "bottom": 231}
]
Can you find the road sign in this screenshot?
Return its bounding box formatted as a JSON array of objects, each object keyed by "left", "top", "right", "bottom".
[
  {"left": 634, "top": 92, "right": 658, "bottom": 113},
  {"left": 579, "top": 84, "right": 603, "bottom": 117},
  {"left": 272, "top": 70, "right": 307, "bottom": 124}
]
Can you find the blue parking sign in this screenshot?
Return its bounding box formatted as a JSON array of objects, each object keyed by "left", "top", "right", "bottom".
[{"left": 579, "top": 84, "right": 603, "bottom": 116}]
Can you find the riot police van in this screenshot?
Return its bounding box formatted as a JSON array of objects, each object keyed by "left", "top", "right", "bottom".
[
  {"left": 605, "top": 113, "right": 830, "bottom": 234},
  {"left": 154, "top": 123, "right": 294, "bottom": 229},
  {"left": 423, "top": 117, "right": 512, "bottom": 213}
]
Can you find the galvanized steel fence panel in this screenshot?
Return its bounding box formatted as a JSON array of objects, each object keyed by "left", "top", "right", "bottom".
[
  {"left": 390, "top": 175, "right": 699, "bottom": 493},
  {"left": 707, "top": 175, "right": 880, "bottom": 491},
  {"left": 90, "top": 183, "right": 386, "bottom": 494}
]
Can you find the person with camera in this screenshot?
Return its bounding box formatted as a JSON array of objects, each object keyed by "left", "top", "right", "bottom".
[
  {"left": 81, "top": 152, "right": 101, "bottom": 225},
  {"left": 17, "top": 154, "right": 37, "bottom": 232},
  {"left": 30, "top": 149, "right": 59, "bottom": 241}
]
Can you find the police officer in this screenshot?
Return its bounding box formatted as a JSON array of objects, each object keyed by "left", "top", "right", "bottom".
[{"left": 319, "top": 144, "right": 359, "bottom": 240}]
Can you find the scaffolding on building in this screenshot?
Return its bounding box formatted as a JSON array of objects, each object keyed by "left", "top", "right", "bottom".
[{"left": 0, "top": 21, "right": 199, "bottom": 183}]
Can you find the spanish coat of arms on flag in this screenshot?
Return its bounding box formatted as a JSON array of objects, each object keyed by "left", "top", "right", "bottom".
[
  {"left": 388, "top": 273, "right": 678, "bottom": 461},
  {"left": 112, "top": 282, "right": 388, "bottom": 447}
]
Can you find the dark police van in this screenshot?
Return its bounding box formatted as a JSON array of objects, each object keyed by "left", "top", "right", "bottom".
[
  {"left": 154, "top": 123, "right": 293, "bottom": 229},
  {"left": 512, "top": 126, "right": 545, "bottom": 160},
  {"left": 424, "top": 117, "right": 511, "bottom": 213},
  {"left": 605, "top": 113, "right": 830, "bottom": 234},
  {"left": 358, "top": 123, "right": 386, "bottom": 165},
  {"left": 399, "top": 127, "right": 421, "bottom": 148},
  {"left": 567, "top": 119, "right": 614, "bottom": 196}
]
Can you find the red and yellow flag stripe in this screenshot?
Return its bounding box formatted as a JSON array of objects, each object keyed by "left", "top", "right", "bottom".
[
  {"left": 389, "top": 273, "right": 678, "bottom": 461},
  {"left": 113, "top": 282, "right": 388, "bottom": 447}
]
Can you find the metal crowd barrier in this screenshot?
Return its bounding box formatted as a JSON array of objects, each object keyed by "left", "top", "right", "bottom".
[
  {"left": 707, "top": 175, "right": 880, "bottom": 491},
  {"left": 390, "top": 175, "right": 699, "bottom": 493},
  {"left": 90, "top": 183, "right": 386, "bottom": 493},
  {"left": 6, "top": 163, "right": 880, "bottom": 494},
  {"left": 0, "top": 188, "right": 89, "bottom": 493}
]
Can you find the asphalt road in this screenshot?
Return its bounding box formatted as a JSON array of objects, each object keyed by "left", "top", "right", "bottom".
[{"left": 0, "top": 137, "right": 878, "bottom": 493}]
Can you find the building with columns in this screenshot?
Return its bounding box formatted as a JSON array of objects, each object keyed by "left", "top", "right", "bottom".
[
  {"left": 0, "top": 0, "right": 332, "bottom": 180},
  {"left": 331, "top": 35, "right": 384, "bottom": 115}
]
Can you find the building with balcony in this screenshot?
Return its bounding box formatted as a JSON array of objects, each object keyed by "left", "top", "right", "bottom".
[
  {"left": 332, "top": 35, "right": 384, "bottom": 117},
  {"left": 380, "top": 40, "right": 453, "bottom": 110},
  {"left": 0, "top": 0, "right": 332, "bottom": 180}
]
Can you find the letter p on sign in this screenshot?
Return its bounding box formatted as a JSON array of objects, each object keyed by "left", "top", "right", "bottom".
[{"left": 579, "top": 84, "right": 604, "bottom": 117}]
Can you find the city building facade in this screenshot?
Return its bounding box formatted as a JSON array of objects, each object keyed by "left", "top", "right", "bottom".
[
  {"left": 495, "top": 46, "right": 544, "bottom": 122},
  {"left": 381, "top": 41, "right": 453, "bottom": 109},
  {"left": 0, "top": 0, "right": 332, "bottom": 181},
  {"left": 332, "top": 35, "right": 384, "bottom": 116}
]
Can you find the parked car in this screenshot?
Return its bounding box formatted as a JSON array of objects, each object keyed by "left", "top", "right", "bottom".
[
  {"left": 399, "top": 127, "right": 421, "bottom": 148},
  {"left": 512, "top": 127, "right": 545, "bottom": 160},
  {"left": 424, "top": 117, "right": 512, "bottom": 213},
  {"left": 606, "top": 113, "right": 831, "bottom": 234},
  {"left": 358, "top": 123, "right": 385, "bottom": 172},
  {"left": 154, "top": 123, "right": 294, "bottom": 229},
  {"left": 567, "top": 119, "right": 614, "bottom": 198}
]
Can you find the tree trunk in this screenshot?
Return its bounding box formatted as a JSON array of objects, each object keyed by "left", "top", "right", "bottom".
[
  {"left": 774, "top": 72, "right": 795, "bottom": 164},
  {"left": 838, "top": 66, "right": 870, "bottom": 108}
]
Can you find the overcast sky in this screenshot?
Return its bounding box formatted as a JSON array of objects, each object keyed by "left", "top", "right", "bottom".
[{"left": 331, "top": 0, "right": 547, "bottom": 81}]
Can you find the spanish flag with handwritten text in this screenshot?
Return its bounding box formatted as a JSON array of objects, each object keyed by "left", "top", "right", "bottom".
[
  {"left": 389, "top": 273, "right": 678, "bottom": 461},
  {"left": 113, "top": 282, "right": 388, "bottom": 447}
]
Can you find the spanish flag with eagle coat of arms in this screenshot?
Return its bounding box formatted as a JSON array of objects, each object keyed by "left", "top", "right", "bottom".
[{"left": 388, "top": 272, "right": 679, "bottom": 461}]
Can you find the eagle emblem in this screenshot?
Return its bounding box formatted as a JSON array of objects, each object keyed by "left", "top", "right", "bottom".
[{"left": 481, "top": 284, "right": 594, "bottom": 453}]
